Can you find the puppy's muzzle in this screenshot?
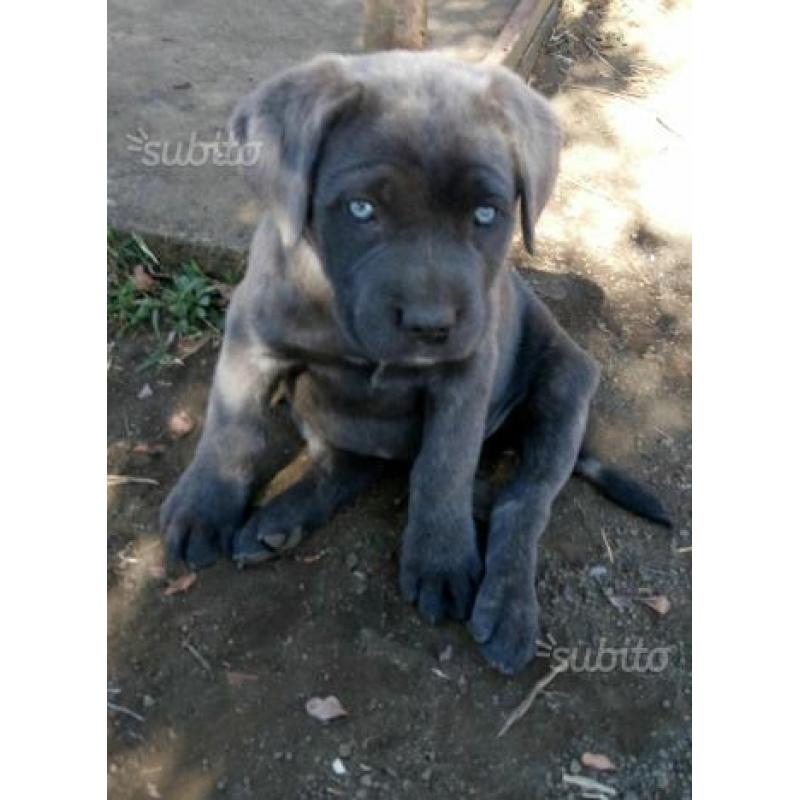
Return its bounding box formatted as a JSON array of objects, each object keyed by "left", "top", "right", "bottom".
[{"left": 395, "top": 304, "right": 456, "bottom": 346}]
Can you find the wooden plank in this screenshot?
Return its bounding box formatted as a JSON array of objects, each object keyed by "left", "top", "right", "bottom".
[
  {"left": 515, "top": 0, "right": 561, "bottom": 76},
  {"left": 483, "top": 0, "right": 560, "bottom": 72}
]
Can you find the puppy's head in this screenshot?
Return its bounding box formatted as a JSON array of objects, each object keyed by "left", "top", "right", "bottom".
[{"left": 231, "top": 52, "right": 561, "bottom": 364}]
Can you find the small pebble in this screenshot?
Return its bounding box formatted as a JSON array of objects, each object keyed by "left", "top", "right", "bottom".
[
  {"left": 142, "top": 694, "right": 156, "bottom": 709},
  {"left": 438, "top": 644, "right": 454, "bottom": 663},
  {"left": 420, "top": 767, "right": 433, "bottom": 782},
  {"left": 332, "top": 758, "right": 347, "bottom": 776},
  {"left": 569, "top": 759, "right": 581, "bottom": 774},
  {"left": 345, "top": 553, "right": 358, "bottom": 570},
  {"left": 360, "top": 774, "right": 372, "bottom": 787}
]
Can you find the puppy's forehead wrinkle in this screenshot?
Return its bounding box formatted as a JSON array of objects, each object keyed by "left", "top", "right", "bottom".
[{"left": 319, "top": 120, "right": 515, "bottom": 208}]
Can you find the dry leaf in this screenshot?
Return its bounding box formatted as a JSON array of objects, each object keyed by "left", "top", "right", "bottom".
[
  {"left": 581, "top": 753, "right": 617, "bottom": 771},
  {"left": 225, "top": 671, "right": 259, "bottom": 687},
  {"left": 168, "top": 409, "right": 196, "bottom": 438},
  {"left": 133, "top": 442, "right": 167, "bottom": 456},
  {"left": 305, "top": 695, "right": 348, "bottom": 722},
  {"left": 133, "top": 264, "right": 159, "bottom": 293},
  {"left": 640, "top": 594, "right": 671, "bottom": 615},
  {"left": 176, "top": 334, "right": 211, "bottom": 360},
  {"left": 163, "top": 572, "right": 197, "bottom": 596}
]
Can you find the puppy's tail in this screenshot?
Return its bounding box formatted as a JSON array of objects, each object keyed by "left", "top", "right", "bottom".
[{"left": 574, "top": 449, "right": 673, "bottom": 528}]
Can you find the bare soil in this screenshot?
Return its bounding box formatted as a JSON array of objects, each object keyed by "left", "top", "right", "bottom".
[{"left": 108, "top": 2, "right": 691, "bottom": 798}]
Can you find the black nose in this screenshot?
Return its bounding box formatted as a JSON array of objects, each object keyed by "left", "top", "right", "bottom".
[{"left": 396, "top": 305, "right": 455, "bottom": 345}]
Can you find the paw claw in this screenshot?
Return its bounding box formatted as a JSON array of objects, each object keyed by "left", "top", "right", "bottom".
[{"left": 260, "top": 531, "right": 287, "bottom": 549}]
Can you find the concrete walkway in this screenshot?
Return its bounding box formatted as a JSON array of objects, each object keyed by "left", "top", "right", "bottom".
[{"left": 108, "top": 0, "right": 538, "bottom": 263}]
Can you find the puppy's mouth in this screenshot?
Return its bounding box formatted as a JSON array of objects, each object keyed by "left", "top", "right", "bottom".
[{"left": 350, "top": 323, "right": 485, "bottom": 368}]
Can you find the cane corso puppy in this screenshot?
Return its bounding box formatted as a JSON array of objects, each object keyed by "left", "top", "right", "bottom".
[{"left": 161, "top": 51, "right": 669, "bottom": 674}]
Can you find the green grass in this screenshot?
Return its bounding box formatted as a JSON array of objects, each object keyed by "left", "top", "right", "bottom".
[{"left": 107, "top": 229, "right": 229, "bottom": 370}]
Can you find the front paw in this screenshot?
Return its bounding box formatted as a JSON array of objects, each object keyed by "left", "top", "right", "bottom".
[
  {"left": 469, "top": 563, "right": 540, "bottom": 675},
  {"left": 160, "top": 465, "right": 249, "bottom": 569},
  {"left": 231, "top": 505, "right": 306, "bottom": 566},
  {"left": 399, "top": 515, "right": 482, "bottom": 624}
]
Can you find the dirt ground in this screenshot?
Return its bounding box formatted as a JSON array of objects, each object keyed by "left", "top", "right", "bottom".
[{"left": 107, "top": 2, "right": 691, "bottom": 798}]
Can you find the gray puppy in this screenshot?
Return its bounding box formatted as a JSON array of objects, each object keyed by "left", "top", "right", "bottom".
[{"left": 160, "top": 51, "right": 669, "bottom": 674}]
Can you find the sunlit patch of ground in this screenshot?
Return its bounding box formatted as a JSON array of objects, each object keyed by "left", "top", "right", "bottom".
[{"left": 540, "top": 0, "right": 691, "bottom": 256}]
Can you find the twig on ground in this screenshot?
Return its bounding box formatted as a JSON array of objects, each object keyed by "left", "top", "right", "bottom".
[
  {"left": 107, "top": 474, "right": 160, "bottom": 486},
  {"left": 575, "top": 501, "right": 614, "bottom": 563},
  {"left": 600, "top": 527, "right": 615, "bottom": 564},
  {"left": 576, "top": 27, "right": 624, "bottom": 77},
  {"left": 107, "top": 701, "right": 145, "bottom": 723},
  {"left": 676, "top": 546, "right": 692, "bottom": 554},
  {"left": 655, "top": 116, "right": 684, "bottom": 138},
  {"left": 497, "top": 660, "right": 568, "bottom": 737},
  {"left": 563, "top": 773, "right": 618, "bottom": 796},
  {"left": 561, "top": 176, "right": 618, "bottom": 203},
  {"left": 566, "top": 83, "right": 685, "bottom": 139},
  {"left": 182, "top": 639, "right": 212, "bottom": 674}
]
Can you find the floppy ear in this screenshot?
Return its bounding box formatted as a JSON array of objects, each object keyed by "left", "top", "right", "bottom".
[
  {"left": 229, "top": 55, "right": 361, "bottom": 248},
  {"left": 488, "top": 70, "right": 562, "bottom": 254}
]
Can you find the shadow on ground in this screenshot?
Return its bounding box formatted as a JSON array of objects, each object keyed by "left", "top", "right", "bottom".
[{"left": 108, "top": 2, "right": 691, "bottom": 798}]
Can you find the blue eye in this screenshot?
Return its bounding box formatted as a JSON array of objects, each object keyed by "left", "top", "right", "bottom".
[
  {"left": 474, "top": 205, "right": 497, "bottom": 226},
  {"left": 348, "top": 199, "right": 375, "bottom": 221}
]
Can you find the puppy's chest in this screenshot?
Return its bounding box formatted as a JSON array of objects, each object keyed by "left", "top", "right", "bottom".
[
  {"left": 285, "top": 361, "right": 428, "bottom": 459},
  {"left": 291, "top": 360, "right": 425, "bottom": 416}
]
